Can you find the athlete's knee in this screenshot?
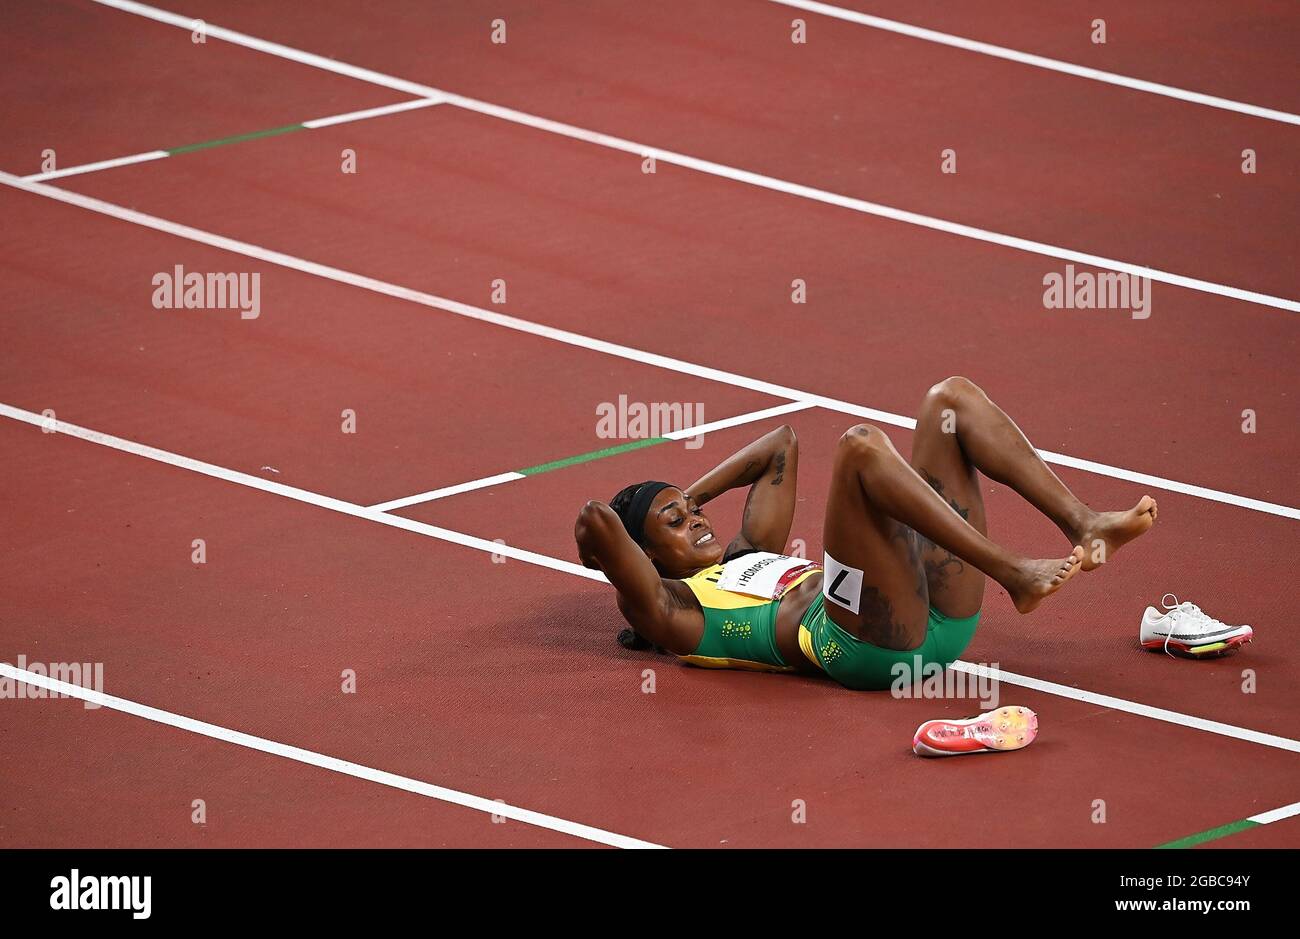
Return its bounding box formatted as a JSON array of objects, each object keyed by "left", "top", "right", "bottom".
[
  {"left": 838, "top": 423, "right": 891, "bottom": 461},
  {"left": 925, "top": 375, "right": 983, "bottom": 410}
]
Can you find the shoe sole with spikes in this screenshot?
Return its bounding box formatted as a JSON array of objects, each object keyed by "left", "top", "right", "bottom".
[{"left": 912, "top": 706, "right": 1039, "bottom": 757}]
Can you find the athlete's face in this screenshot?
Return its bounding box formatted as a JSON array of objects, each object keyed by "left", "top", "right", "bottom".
[{"left": 642, "top": 487, "right": 725, "bottom": 577}]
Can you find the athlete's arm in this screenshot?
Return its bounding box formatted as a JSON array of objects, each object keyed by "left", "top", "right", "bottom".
[
  {"left": 684, "top": 424, "right": 798, "bottom": 555},
  {"left": 574, "top": 501, "right": 695, "bottom": 651}
]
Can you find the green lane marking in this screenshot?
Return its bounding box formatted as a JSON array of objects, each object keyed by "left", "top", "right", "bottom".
[
  {"left": 1155, "top": 818, "right": 1259, "bottom": 849},
  {"left": 167, "top": 123, "right": 306, "bottom": 156},
  {"left": 518, "top": 437, "right": 669, "bottom": 476}
]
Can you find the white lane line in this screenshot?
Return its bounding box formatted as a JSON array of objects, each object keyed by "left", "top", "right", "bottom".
[
  {"left": 369, "top": 401, "right": 814, "bottom": 512},
  {"left": 19, "top": 98, "right": 442, "bottom": 184},
  {"left": 24, "top": 151, "right": 169, "bottom": 182},
  {"left": 0, "top": 401, "right": 602, "bottom": 582},
  {"left": 93, "top": 0, "right": 458, "bottom": 95},
  {"left": 300, "top": 95, "right": 443, "bottom": 129},
  {"left": 382, "top": 401, "right": 816, "bottom": 512},
  {"left": 370, "top": 472, "right": 526, "bottom": 512},
  {"left": 1249, "top": 801, "right": 1300, "bottom": 825},
  {"left": 4, "top": 403, "right": 1295, "bottom": 758},
  {"left": 948, "top": 662, "right": 1300, "bottom": 755},
  {"left": 660, "top": 400, "right": 816, "bottom": 440},
  {"left": 3, "top": 169, "right": 1296, "bottom": 523},
  {"left": 0, "top": 662, "right": 662, "bottom": 849},
  {"left": 88, "top": 0, "right": 1300, "bottom": 314},
  {"left": 434, "top": 100, "right": 1298, "bottom": 314},
  {"left": 1032, "top": 448, "right": 1298, "bottom": 520},
  {"left": 768, "top": 0, "right": 1300, "bottom": 127}
]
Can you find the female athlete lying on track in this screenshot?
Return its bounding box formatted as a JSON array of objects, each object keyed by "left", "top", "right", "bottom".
[{"left": 574, "top": 377, "right": 1158, "bottom": 692}]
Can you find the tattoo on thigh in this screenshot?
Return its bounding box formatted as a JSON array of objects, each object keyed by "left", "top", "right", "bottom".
[
  {"left": 916, "top": 468, "right": 968, "bottom": 588},
  {"left": 918, "top": 468, "right": 970, "bottom": 521},
  {"left": 890, "top": 525, "right": 928, "bottom": 601},
  {"left": 771, "top": 451, "right": 786, "bottom": 486},
  {"left": 858, "top": 585, "right": 913, "bottom": 649},
  {"left": 924, "top": 554, "right": 965, "bottom": 596}
]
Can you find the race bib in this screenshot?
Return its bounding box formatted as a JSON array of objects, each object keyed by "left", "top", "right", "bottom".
[
  {"left": 717, "top": 552, "right": 822, "bottom": 600},
  {"left": 822, "top": 550, "right": 864, "bottom": 614}
]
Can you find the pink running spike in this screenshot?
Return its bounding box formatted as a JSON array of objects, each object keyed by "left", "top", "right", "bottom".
[{"left": 912, "top": 706, "right": 1039, "bottom": 757}]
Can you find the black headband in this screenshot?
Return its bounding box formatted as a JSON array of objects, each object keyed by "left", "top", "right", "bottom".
[{"left": 621, "top": 481, "right": 674, "bottom": 546}]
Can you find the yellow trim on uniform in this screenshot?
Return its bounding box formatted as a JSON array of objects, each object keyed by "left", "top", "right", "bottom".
[
  {"left": 797, "top": 625, "right": 823, "bottom": 671},
  {"left": 678, "top": 654, "right": 796, "bottom": 673}
]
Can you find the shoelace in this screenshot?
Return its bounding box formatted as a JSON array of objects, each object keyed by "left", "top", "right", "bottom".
[{"left": 1157, "top": 594, "right": 1228, "bottom": 656}]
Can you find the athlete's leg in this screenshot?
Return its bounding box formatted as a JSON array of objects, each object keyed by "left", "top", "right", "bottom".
[
  {"left": 908, "top": 381, "right": 989, "bottom": 619},
  {"left": 914, "top": 377, "right": 1157, "bottom": 575},
  {"left": 822, "top": 426, "right": 930, "bottom": 652},
  {"left": 823, "top": 423, "right": 1083, "bottom": 651}
]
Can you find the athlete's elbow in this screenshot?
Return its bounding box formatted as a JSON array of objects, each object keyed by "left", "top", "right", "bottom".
[
  {"left": 576, "top": 501, "right": 612, "bottom": 538},
  {"left": 579, "top": 500, "right": 611, "bottom": 522}
]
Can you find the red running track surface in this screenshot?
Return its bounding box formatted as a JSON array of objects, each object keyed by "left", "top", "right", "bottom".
[{"left": 1, "top": 0, "right": 1296, "bottom": 849}]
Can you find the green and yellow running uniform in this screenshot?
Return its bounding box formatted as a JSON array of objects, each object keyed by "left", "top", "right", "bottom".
[
  {"left": 676, "top": 550, "right": 981, "bottom": 690},
  {"left": 677, "top": 553, "right": 821, "bottom": 672},
  {"left": 797, "top": 594, "right": 980, "bottom": 691}
]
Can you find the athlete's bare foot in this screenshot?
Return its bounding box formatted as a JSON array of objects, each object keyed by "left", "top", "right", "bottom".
[
  {"left": 1073, "top": 496, "right": 1158, "bottom": 571},
  {"left": 1005, "top": 547, "right": 1085, "bottom": 614}
]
